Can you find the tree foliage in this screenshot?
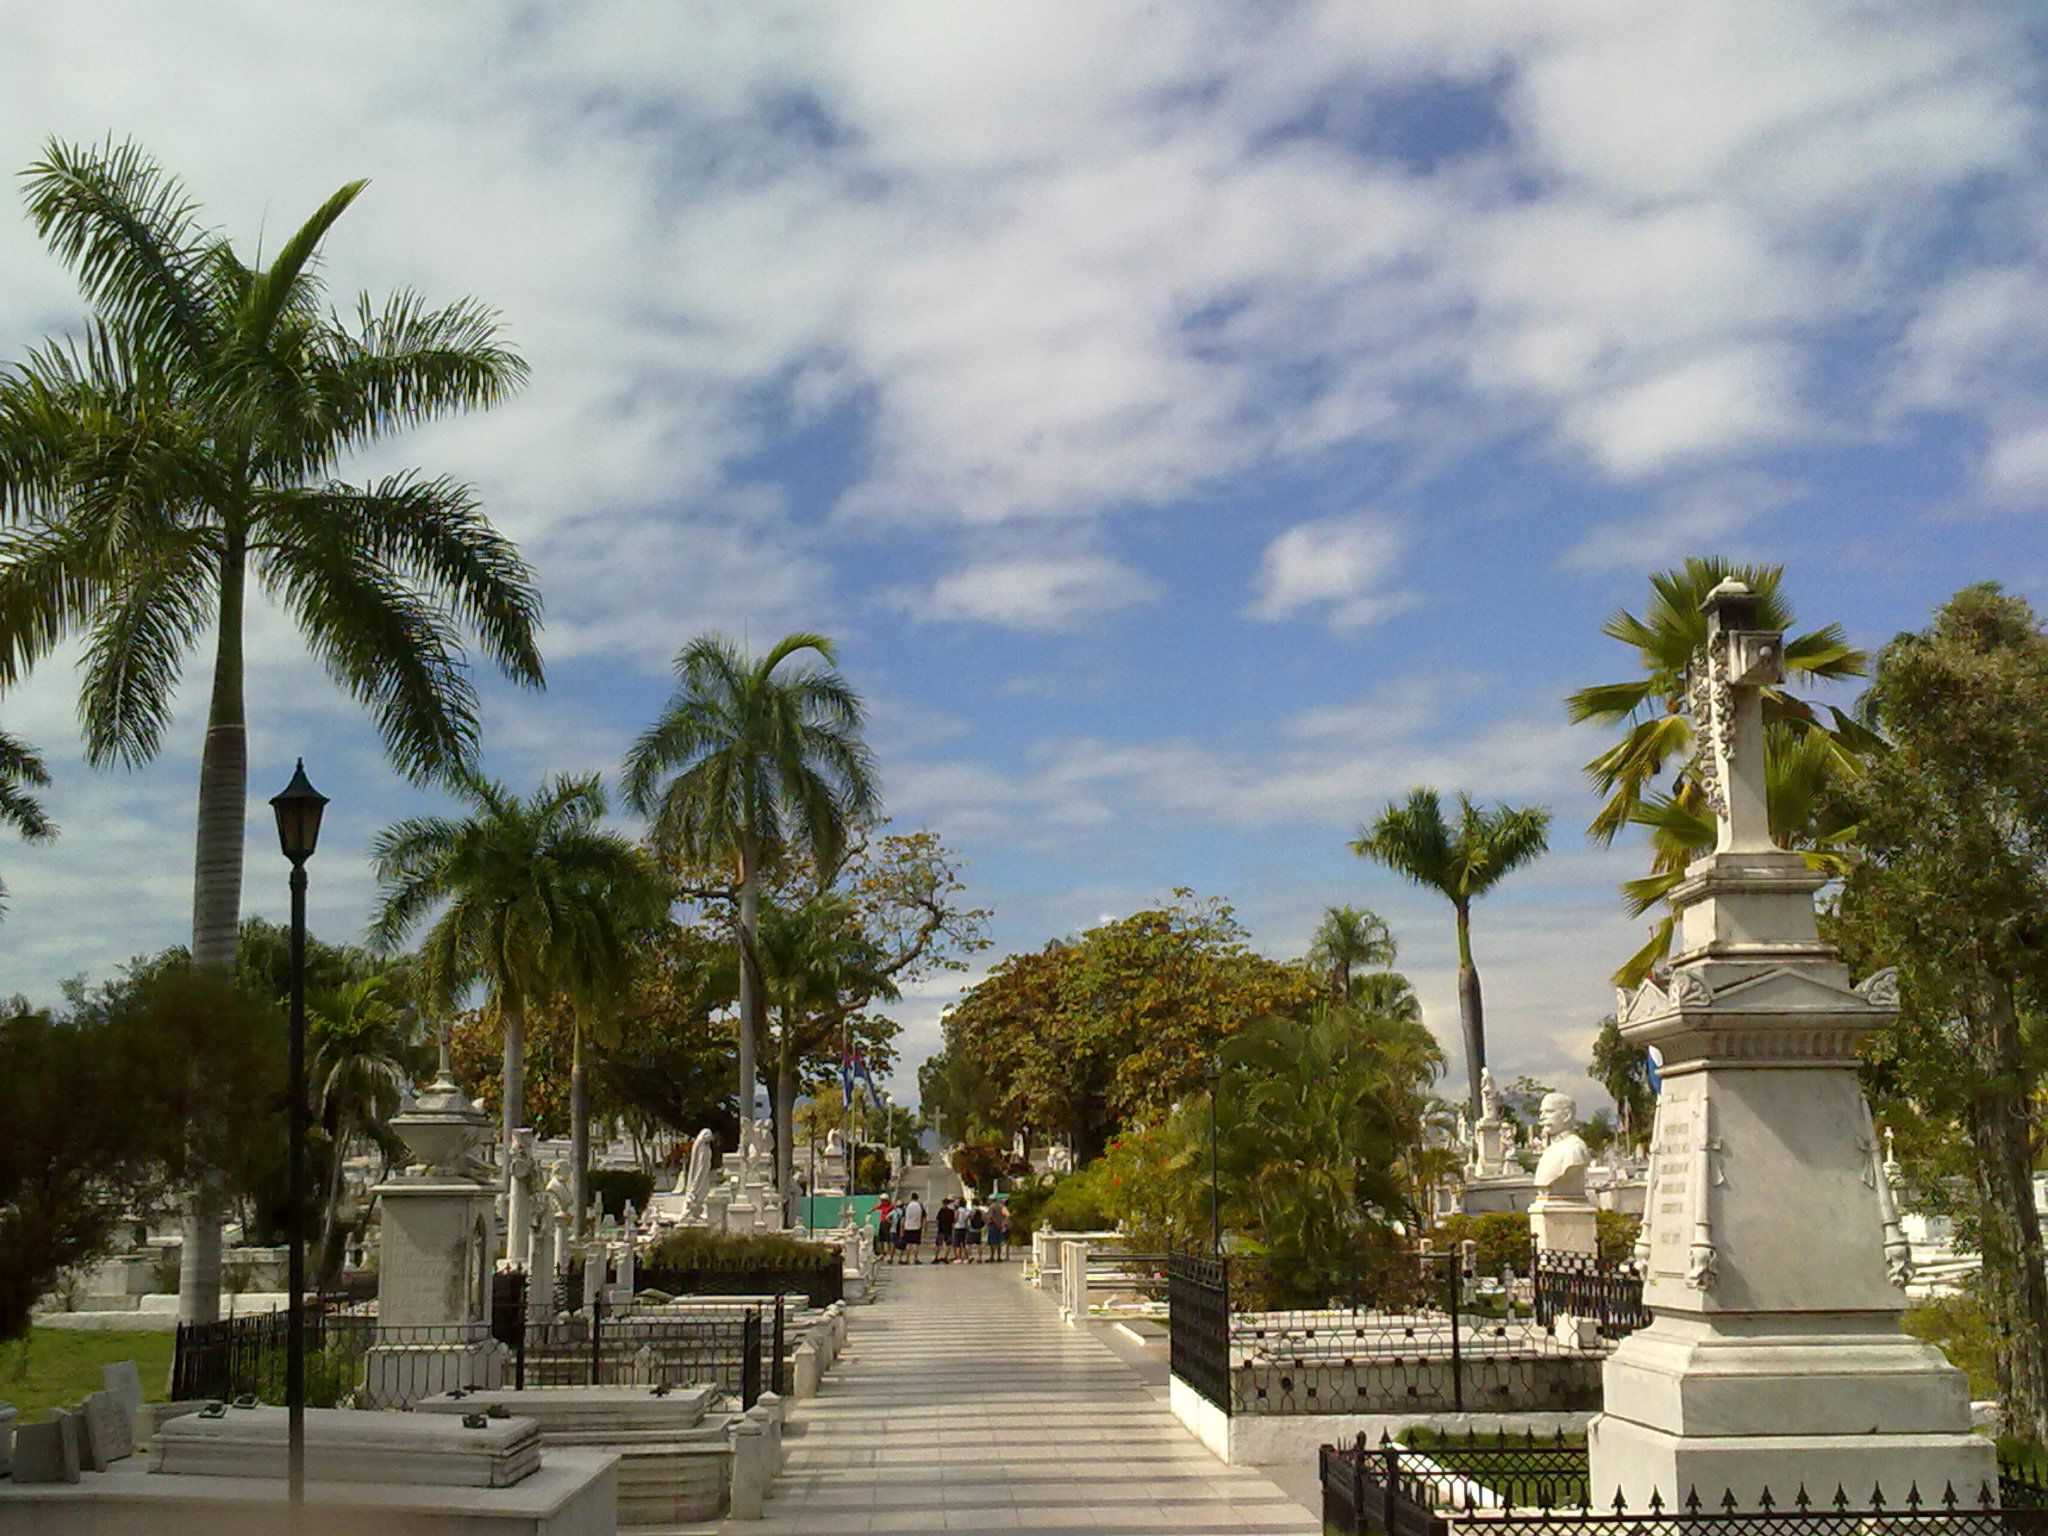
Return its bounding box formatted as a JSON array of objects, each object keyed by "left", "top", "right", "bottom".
[
  {"left": 1588, "top": 1015, "right": 1655, "bottom": 1149},
  {"left": 0, "top": 728, "right": 53, "bottom": 916},
  {"left": 932, "top": 892, "right": 1318, "bottom": 1161},
  {"left": 0, "top": 968, "right": 281, "bottom": 1341},
  {"left": 1830, "top": 584, "right": 2048, "bottom": 1446}
]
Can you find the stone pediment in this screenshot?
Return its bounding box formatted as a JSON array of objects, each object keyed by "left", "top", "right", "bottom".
[{"left": 1703, "top": 964, "right": 1879, "bottom": 1015}]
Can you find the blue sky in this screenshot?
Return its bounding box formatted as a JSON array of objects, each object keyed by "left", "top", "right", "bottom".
[{"left": 2, "top": 3, "right": 2046, "bottom": 1112}]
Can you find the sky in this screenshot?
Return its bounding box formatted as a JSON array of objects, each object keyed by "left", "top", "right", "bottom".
[{"left": 2, "top": 3, "right": 2046, "bottom": 1117}]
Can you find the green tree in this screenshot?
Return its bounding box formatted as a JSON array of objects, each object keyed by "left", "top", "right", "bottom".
[
  {"left": 0, "top": 729, "right": 53, "bottom": 916},
  {"left": 0, "top": 139, "right": 539, "bottom": 1322},
  {"left": 1588, "top": 1014, "right": 1655, "bottom": 1149},
  {"left": 1568, "top": 557, "right": 1871, "bottom": 982},
  {"left": 1305, "top": 904, "right": 1396, "bottom": 1002},
  {"left": 369, "top": 772, "right": 652, "bottom": 1219},
  {"left": 938, "top": 893, "right": 1318, "bottom": 1161},
  {"left": 1351, "top": 789, "right": 1550, "bottom": 1117},
  {"left": 623, "top": 632, "right": 879, "bottom": 1132},
  {"left": 1830, "top": 584, "right": 2048, "bottom": 1446}
]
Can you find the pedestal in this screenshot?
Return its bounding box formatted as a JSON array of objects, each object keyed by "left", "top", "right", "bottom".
[
  {"left": 373, "top": 1178, "right": 497, "bottom": 1329},
  {"left": 1529, "top": 1196, "right": 1598, "bottom": 1257}
]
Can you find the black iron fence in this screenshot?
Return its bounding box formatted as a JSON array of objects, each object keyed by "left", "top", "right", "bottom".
[
  {"left": 1321, "top": 1434, "right": 2048, "bottom": 1536},
  {"left": 1168, "top": 1250, "right": 1608, "bottom": 1418},
  {"left": 1167, "top": 1253, "right": 1230, "bottom": 1411},
  {"left": 1531, "top": 1250, "right": 1650, "bottom": 1340},
  {"left": 172, "top": 1296, "right": 769, "bottom": 1410}
]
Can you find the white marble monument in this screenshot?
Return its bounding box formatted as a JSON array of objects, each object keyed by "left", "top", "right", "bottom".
[
  {"left": 1587, "top": 580, "right": 1993, "bottom": 1510},
  {"left": 1529, "top": 1091, "right": 1598, "bottom": 1256}
]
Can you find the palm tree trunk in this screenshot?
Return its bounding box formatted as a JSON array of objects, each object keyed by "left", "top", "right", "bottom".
[
  {"left": 1454, "top": 899, "right": 1486, "bottom": 1119},
  {"left": 736, "top": 835, "right": 761, "bottom": 1124},
  {"left": 774, "top": 1039, "right": 798, "bottom": 1210},
  {"left": 180, "top": 532, "right": 248, "bottom": 1327},
  {"left": 501, "top": 996, "right": 526, "bottom": 1195},
  {"left": 570, "top": 1016, "right": 589, "bottom": 1239}
]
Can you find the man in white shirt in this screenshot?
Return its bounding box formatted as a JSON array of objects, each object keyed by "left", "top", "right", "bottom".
[{"left": 901, "top": 1195, "right": 926, "bottom": 1264}]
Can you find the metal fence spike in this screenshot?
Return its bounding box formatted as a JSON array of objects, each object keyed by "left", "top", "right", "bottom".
[
  {"left": 1869, "top": 1483, "right": 1886, "bottom": 1511},
  {"left": 1978, "top": 1482, "right": 1996, "bottom": 1509},
  {"left": 1647, "top": 1488, "right": 1665, "bottom": 1515},
  {"left": 1940, "top": 1481, "right": 1959, "bottom": 1510},
  {"left": 1719, "top": 1488, "right": 1738, "bottom": 1513},
  {"left": 1831, "top": 1484, "right": 1850, "bottom": 1511},
  {"left": 1794, "top": 1484, "right": 1811, "bottom": 1512},
  {"left": 1906, "top": 1481, "right": 1923, "bottom": 1510},
  {"left": 1683, "top": 1486, "right": 1702, "bottom": 1514},
  {"left": 1757, "top": 1486, "right": 1775, "bottom": 1512},
  {"left": 1611, "top": 1487, "right": 1629, "bottom": 1514}
]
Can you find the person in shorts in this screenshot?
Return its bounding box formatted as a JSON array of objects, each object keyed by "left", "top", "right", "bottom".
[
  {"left": 987, "top": 1199, "right": 1008, "bottom": 1261},
  {"left": 964, "top": 1199, "right": 986, "bottom": 1262},
  {"left": 900, "top": 1194, "right": 925, "bottom": 1262},
  {"left": 874, "top": 1197, "right": 894, "bottom": 1262},
  {"left": 933, "top": 1196, "right": 956, "bottom": 1261}
]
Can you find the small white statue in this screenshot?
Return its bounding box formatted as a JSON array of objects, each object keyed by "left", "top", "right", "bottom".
[
  {"left": 1532, "top": 1092, "right": 1592, "bottom": 1200},
  {"left": 1478, "top": 1066, "right": 1501, "bottom": 1124},
  {"left": 677, "top": 1128, "right": 716, "bottom": 1219}
]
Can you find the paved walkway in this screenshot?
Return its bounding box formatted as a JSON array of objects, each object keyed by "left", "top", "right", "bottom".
[{"left": 720, "top": 1260, "right": 1318, "bottom": 1534}]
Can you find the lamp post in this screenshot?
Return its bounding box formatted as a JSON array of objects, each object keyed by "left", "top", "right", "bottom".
[
  {"left": 270, "top": 760, "right": 327, "bottom": 1531},
  {"left": 1205, "top": 1055, "right": 1222, "bottom": 1255}
]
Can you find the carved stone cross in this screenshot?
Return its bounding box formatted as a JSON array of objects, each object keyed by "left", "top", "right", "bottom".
[{"left": 1692, "top": 579, "right": 1785, "bottom": 855}]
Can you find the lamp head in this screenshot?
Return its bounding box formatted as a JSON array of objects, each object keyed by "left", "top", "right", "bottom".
[{"left": 269, "top": 759, "right": 328, "bottom": 867}]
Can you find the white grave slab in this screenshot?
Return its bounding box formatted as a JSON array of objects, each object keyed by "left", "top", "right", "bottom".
[
  {"left": 152, "top": 1404, "right": 543, "bottom": 1488},
  {"left": 10, "top": 1409, "right": 81, "bottom": 1484}
]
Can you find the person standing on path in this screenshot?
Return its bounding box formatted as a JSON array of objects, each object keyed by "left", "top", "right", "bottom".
[
  {"left": 934, "top": 1196, "right": 956, "bottom": 1261},
  {"left": 900, "top": 1193, "right": 925, "bottom": 1263}
]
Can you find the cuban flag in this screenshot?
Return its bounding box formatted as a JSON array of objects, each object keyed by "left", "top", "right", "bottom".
[{"left": 854, "top": 1051, "right": 886, "bottom": 1117}]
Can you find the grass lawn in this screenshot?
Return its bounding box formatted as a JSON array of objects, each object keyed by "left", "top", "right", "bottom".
[{"left": 0, "top": 1328, "right": 176, "bottom": 1423}]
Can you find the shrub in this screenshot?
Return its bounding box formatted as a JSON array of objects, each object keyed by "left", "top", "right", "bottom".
[
  {"left": 1429, "top": 1212, "right": 1533, "bottom": 1276},
  {"left": 586, "top": 1169, "right": 656, "bottom": 1221},
  {"left": 1596, "top": 1210, "right": 1640, "bottom": 1264},
  {"left": 1903, "top": 1289, "right": 1998, "bottom": 1401},
  {"left": 1040, "top": 1164, "right": 1115, "bottom": 1231},
  {"left": 646, "top": 1228, "right": 838, "bottom": 1269},
  {"left": 949, "top": 1139, "right": 1008, "bottom": 1192}
]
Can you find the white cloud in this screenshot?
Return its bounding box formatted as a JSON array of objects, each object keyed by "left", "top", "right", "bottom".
[
  {"left": 1248, "top": 515, "right": 1411, "bottom": 631},
  {"left": 896, "top": 551, "right": 1159, "bottom": 631},
  {"left": 1562, "top": 473, "right": 1799, "bottom": 571}
]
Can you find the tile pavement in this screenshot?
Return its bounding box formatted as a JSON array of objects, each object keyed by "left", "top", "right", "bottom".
[{"left": 710, "top": 1257, "right": 1319, "bottom": 1535}]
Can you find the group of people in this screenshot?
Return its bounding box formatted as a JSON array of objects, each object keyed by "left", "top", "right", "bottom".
[{"left": 874, "top": 1193, "right": 1010, "bottom": 1263}]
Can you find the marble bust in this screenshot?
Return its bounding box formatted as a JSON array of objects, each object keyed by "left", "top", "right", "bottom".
[{"left": 1532, "top": 1091, "right": 1592, "bottom": 1200}]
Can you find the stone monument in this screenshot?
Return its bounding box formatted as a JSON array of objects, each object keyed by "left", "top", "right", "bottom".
[
  {"left": 1528, "top": 1091, "right": 1597, "bottom": 1256},
  {"left": 364, "top": 1040, "right": 511, "bottom": 1404},
  {"left": 504, "top": 1127, "right": 538, "bottom": 1270},
  {"left": 1587, "top": 580, "right": 1992, "bottom": 1508}
]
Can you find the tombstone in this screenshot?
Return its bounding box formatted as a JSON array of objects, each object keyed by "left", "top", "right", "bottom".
[
  {"left": 12, "top": 1407, "right": 82, "bottom": 1484},
  {"left": 1587, "top": 581, "right": 1993, "bottom": 1509},
  {"left": 362, "top": 1041, "right": 512, "bottom": 1405},
  {"left": 101, "top": 1359, "right": 144, "bottom": 1444},
  {"left": 0, "top": 1401, "right": 15, "bottom": 1477},
  {"left": 79, "top": 1387, "right": 134, "bottom": 1467}
]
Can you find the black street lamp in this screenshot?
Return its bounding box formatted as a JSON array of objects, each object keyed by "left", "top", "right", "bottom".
[
  {"left": 270, "top": 760, "right": 327, "bottom": 1530},
  {"left": 1206, "top": 1055, "right": 1222, "bottom": 1255}
]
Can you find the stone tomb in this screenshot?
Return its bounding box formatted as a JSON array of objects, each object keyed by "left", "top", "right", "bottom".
[
  {"left": 0, "top": 1401, "right": 14, "bottom": 1478},
  {"left": 78, "top": 1389, "right": 134, "bottom": 1469},
  {"left": 153, "top": 1404, "right": 541, "bottom": 1486},
  {"left": 419, "top": 1386, "right": 731, "bottom": 1525}
]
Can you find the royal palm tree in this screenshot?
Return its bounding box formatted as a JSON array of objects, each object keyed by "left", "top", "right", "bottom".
[
  {"left": 1351, "top": 788, "right": 1550, "bottom": 1117},
  {"left": 0, "top": 729, "right": 54, "bottom": 915},
  {"left": 369, "top": 773, "right": 654, "bottom": 1216},
  {"left": 622, "top": 632, "right": 879, "bottom": 1141},
  {"left": 1305, "top": 905, "right": 1396, "bottom": 1002},
  {"left": 0, "top": 139, "right": 540, "bottom": 1322},
  {"left": 1567, "top": 557, "right": 1872, "bottom": 982}
]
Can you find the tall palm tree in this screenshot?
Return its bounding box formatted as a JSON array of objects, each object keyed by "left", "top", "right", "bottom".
[
  {"left": 0, "top": 139, "right": 540, "bottom": 1323},
  {"left": 0, "top": 728, "right": 55, "bottom": 915},
  {"left": 369, "top": 773, "right": 653, "bottom": 1215},
  {"left": 1305, "top": 905, "right": 1396, "bottom": 1002},
  {"left": 1567, "top": 557, "right": 1873, "bottom": 982},
  {"left": 1351, "top": 788, "right": 1550, "bottom": 1117},
  {"left": 622, "top": 632, "right": 879, "bottom": 1144}
]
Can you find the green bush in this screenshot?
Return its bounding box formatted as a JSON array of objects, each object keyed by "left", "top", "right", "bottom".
[
  {"left": 647, "top": 1228, "right": 839, "bottom": 1268},
  {"left": 1429, "top": 1212, "right": 1533, "bottom": 1276},
  {"left": 586, "top": 1169, "right": 656, "bottom": 1221},
  {"left": 1903, "top": 1289, "right": 1998, "bottom": 1401},
  {"left": 1040, "top": 1164, "right": 1116, "bottom": 1231},
  {"left": 1596, "top": 1210, "right": 1640, "bottom": 1264}
]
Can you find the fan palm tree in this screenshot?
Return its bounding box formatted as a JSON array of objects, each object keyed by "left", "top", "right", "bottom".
[
  {"left": 622, "top": 632, "right": 879, "bottom": 1137},
  {"left": 0, "top": 139, "right": 540, "bottom": 1322},
  {"left": 1351, "top": 788, "right": 1550, "bottom": 1117},
  {"left": 369, "top": 773, "right": 654, "bottom": 1210},
  {"left": 1305, "top": 905, "right": 1396, "bottom": 1002},
  {"left": 1568, "top": 557, "right": 1874, "bottom": 982},
  {"left": 0, "top": 729, "right": 55, "bottom": 915}
]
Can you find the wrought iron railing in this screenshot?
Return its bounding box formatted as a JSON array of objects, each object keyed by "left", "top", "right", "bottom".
[
  {"left": 1167, "top": 1253, "right": 1230, "bottom": 1412},
  {"left": 1531, "top": 1250, "right": 1649, "bottom": 1339}
]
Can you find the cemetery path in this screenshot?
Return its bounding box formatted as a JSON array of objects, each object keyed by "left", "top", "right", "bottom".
[{"left": 714, "top": 1260, "right": 1319, "bottom": 1535}]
